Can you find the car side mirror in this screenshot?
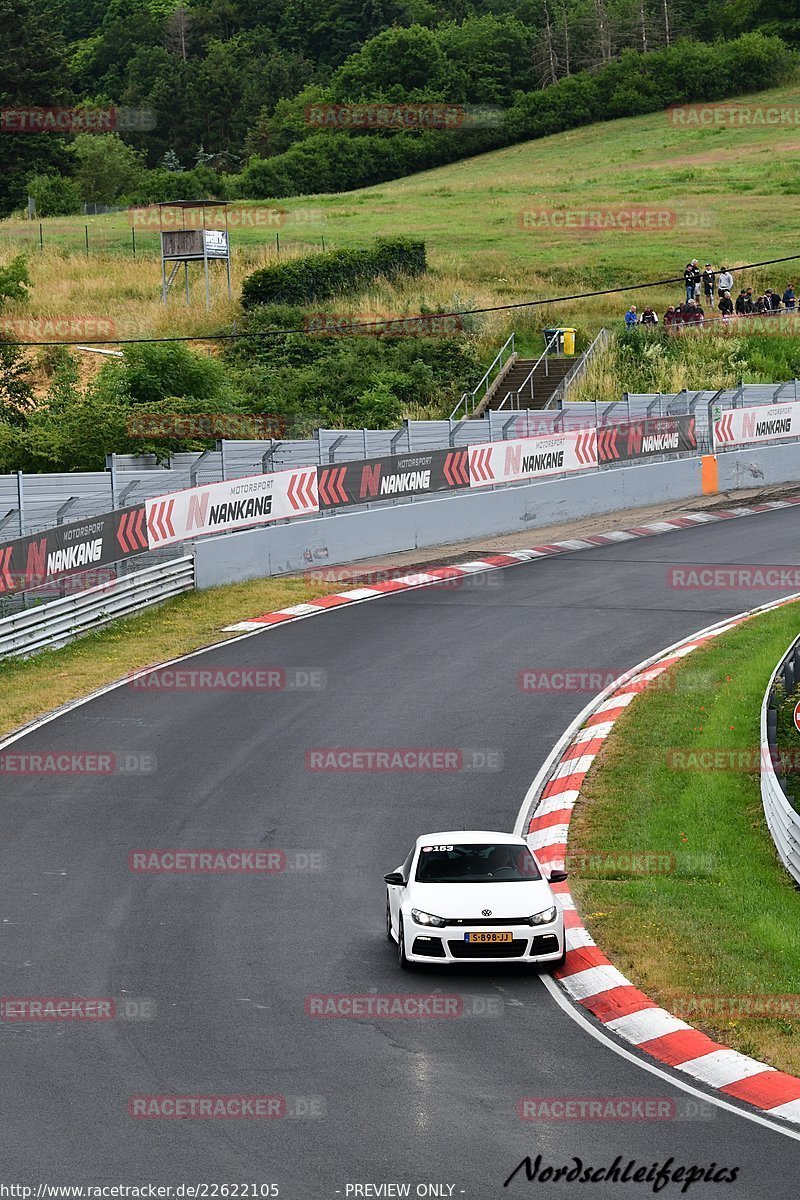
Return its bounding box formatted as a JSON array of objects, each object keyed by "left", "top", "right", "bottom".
[
  {"left": 548, "top": 869, "right": 569, "bottom": 883},
  {"left": 384, "top": 871, "right": 405, "bottom": 885}
]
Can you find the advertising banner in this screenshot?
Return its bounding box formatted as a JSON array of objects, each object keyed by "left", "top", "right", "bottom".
[
  {"left": 714, "top": 402, "right": 800, "bottom": 449},
  {"left": 597, "top": 416, "right": 697, "bottom": 463},
  {"left": 144, "top": 467, "right": 318, "bottom": 548},
  {"left": 316, "top": 448, "right": 469, "bottom": 510},
  {"left": 468, "top": 429, "right": 597, "bottom": 487},
  {"left": 0, "top": 504, "right": 147, "bottom": 596}
]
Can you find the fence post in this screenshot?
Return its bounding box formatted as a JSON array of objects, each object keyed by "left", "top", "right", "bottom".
[
  {"left": 132, "top": 227, "right": 136, "bottom": 259},
  {"left": 16, "top": 470, "right": 24, "bottom": 536},
  {"left": 85, "top": 225, "right": 89, "bottom": 255},
  {"left": 107, "top": 453, "right": 117, "bottom": 506},
  {"left": 39, "top": 223, "right": 43, "bottom": 251}
]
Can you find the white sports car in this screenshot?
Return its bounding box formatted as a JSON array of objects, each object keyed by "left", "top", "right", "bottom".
[{"left": 384, "top": 830, "right": 567, "bottom": 968}]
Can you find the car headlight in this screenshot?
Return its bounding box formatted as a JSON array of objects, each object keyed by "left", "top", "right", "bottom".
[
  {"left": 529, "top": 905, "right": 557, "bottom": 925},
  {"left": 411, "top": 908, "right": 447, "bottom": 928}
]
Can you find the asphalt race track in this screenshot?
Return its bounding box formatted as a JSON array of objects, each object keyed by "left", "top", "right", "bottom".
[{"left": 3, "top": 507, "right": 800, "bottom": 1196}]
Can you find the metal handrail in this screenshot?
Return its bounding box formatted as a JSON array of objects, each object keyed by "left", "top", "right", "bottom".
[
  {"left": 449, "top": 333, "right": 515, "bottom": 419},
  {"left": 496, "top": 330, "right": 562, "bottom": 411},
  {"left": 546, "top": 328, "right": 610, "bottom": 410}
]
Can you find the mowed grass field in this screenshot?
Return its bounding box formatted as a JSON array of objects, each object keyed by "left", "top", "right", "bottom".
[{"left": 1, "top": 83, "right": 800, "bottom": 348}]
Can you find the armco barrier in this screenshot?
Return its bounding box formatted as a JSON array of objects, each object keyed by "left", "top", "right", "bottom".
[
  {"left": 0, "top": 556, "right": 194, "bottom": 658},
  {"left": 761, "top": 634, "right": 800, "bottom": 885}
]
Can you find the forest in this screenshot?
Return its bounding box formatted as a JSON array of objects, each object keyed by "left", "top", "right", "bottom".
[{"left": 1, "top": 0, "right": 797, "bottom": 215}]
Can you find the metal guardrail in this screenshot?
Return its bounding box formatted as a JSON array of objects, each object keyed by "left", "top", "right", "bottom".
[
  {"left": 0, "top": 556, "right": 194, "bottom": 659},
  {"left": 761, "top": 632, "right": 800, "bottom": 885},
  {"left": 496, "top": 329, "right": 562, "bottom": 411},
  {"left": 449, "top": 333, "right": 515, "bottom": 419}
]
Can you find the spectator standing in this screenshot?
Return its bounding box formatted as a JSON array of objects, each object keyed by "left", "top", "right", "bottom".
[
  {"left": 718, "top": 266, "right": 734, "bottom": 295},
  {"left": 663, "top": 305, "right": 678, "bottom": 328},
  {"left": 718, "top": 291, "right": 734, "bottom": 319},
  {"left": 684, "top": 261, "right": 697, "bottom": 303},
  {"left": 735, "top": 290, "right": 748, "bottom": 315},
  {"left": 702, "top": 264, "right": 715, "bottom": 306},
  {"left": 783, "top": 284, "right": 796, "bottom": 310},
  {"left": 744, "top": 288, "right": 754, "bottom": 312},
  {"left": 625, "top": 305, "right": 638, "bottom": 327},
  {"left": 769, "top": 289, "right": 782, "bottom": 312},
  {"left": 640, "top": 306, "right": 658, "bottom": 325}
]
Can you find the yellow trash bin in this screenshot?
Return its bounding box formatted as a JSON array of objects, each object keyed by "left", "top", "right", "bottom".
[{"left": 562, "top": 327, "right": 576, "bottom": 355}]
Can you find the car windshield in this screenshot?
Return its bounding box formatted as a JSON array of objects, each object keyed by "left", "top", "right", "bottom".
[{"left": 415, "top": 843, "right": 541, "bottom": 883}]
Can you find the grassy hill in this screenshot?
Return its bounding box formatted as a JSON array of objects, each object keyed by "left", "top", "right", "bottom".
[{"left": 1, "top": 82, "right": 799, "bottom": 370}]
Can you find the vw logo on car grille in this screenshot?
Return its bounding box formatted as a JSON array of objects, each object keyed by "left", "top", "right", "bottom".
[{"left": 482, "top": 909, "right": 492, "bottom": 916}]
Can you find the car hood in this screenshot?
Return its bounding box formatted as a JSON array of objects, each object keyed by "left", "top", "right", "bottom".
[{"left": 407, "top": 880, "right": 556, "bottom": 919}]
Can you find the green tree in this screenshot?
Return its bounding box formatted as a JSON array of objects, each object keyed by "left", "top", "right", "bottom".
[
  {"left": 26, "top": 172, "right": 82, "bottom": 215},
  {"left": 0, "top": 256, "right": 32, "bottom": 307},
  {"left": 0, "top": 338, "right": 34, "bottom": 426},
  {"left": 331, "top": 24, "right": 467, "bottom": 101},
  {"left": 71, "top": 131, "right": 145, "bottom": 203},
  {"left": 0, "top": 0, "right": 73, "bottom": 216}
]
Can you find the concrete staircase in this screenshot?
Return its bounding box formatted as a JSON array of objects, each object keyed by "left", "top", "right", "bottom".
[{"left": 484, "top": 355, "right": 574, "bottom": 412}]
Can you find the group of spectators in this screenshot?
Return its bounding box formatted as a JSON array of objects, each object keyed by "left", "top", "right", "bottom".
[{"left": 623, "top": 259, "right": 797, "bottom": 330}]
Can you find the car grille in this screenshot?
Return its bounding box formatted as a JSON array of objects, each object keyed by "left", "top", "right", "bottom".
[
  {"left": 445, "top": 917, "right": 532, "bottom": 926},
  {"left": 448, "top": 939, "right": 528, "bottom": 959}
]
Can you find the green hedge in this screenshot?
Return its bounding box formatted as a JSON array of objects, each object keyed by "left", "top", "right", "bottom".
[{"left": 240, "top": 237, "right": 427, "bottom": 308}]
